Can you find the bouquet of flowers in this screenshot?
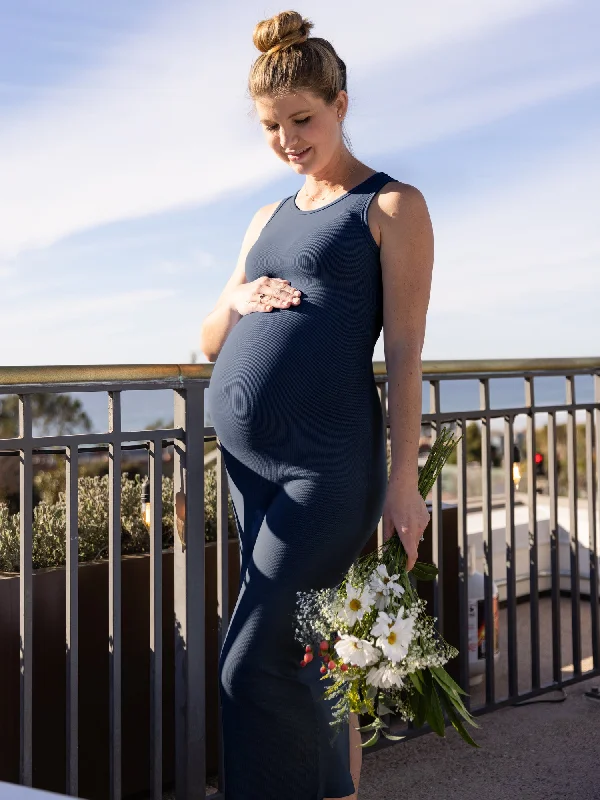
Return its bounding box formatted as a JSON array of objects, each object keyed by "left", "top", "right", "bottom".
[{"left": 293, "top": 426, "right": 480, "bottom": 748}]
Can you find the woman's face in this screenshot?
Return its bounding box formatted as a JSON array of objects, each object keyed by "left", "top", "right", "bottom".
[{"left": 255, "top": 90, "right": 347, "bottom": 174}]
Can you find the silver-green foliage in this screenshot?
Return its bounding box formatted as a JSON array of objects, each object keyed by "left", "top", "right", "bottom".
[{"left": 0, "top": 469, "right": 237, "bottom": 573}]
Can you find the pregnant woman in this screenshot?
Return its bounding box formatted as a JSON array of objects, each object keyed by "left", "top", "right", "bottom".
[{"left": 201, "top": 10, "right": 434, "bottom": 800}]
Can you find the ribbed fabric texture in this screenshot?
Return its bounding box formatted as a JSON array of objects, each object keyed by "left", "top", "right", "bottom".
[{"left": 208, "top": 171, "right": 395, "bottom": 800}]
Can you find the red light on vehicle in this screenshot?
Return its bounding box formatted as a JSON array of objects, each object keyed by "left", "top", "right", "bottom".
[{"left": 535, "top": 452, "right": 543, "bottom": 464}]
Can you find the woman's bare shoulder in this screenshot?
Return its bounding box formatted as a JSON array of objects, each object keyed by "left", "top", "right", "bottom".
[
  {"left": 377, "top": 180, "right": 428, "bottom": 213},
  {"left": 255, "top": 198, "right": 285, "bottom": 226},
  {"left": 368, "top": 180, "right": 429, "bottom": 248}
]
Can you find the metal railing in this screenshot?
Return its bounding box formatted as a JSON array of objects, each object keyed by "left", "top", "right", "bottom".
[{"left": 0, "top": 357, "right": 599, "bottom": 797}]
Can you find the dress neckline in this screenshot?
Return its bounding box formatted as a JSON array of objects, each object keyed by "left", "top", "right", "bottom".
[{"left": 292, "top": 171, "right": 382, "bottom": 214}]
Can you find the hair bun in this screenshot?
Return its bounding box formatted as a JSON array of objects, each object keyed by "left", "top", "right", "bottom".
[{"left": 252, "top": 10, "right": 314, "bottom": 55}]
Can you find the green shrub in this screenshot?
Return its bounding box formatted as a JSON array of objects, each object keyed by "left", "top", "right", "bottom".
[
  {"left": 0, "top": 470, "right": 238, "bottom": 573},
  {"left": 0, "top": 503, "right": 19, "bottom": 572}
]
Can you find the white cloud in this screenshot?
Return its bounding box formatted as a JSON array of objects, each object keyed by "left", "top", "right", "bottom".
[
  {"left": 354, "top": 66, "right": 600, "bottom": 156},
  {"left": 151, "top": 250, "right": 219, "bottom": 276},
  {"left": 1, "top": 288, "right": 176, "bottom": 326},
  {"left": 0, "top": 288, "right": 179, "bottom": 365},
  {"left": 407, "top": 128, "right": 600, "bottom": 361},
  {"left": 0, "top": 0, "right": 576, "bottom": 262},
  {"left": 314, "top": 0, "right": 566, "bottom": 66},
  {"left": 431, "top": 129, "right": 600, "bottom": 302}
]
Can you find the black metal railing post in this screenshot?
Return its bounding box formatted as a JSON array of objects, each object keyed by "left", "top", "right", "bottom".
[
  {"left": 149, "top": 438, "right": 163, "bottom": 800},
  {"left": 18, "top": 395, "right": 33, "bottom": 787},
  {"left": 173, "top": 384, "right": 207, "bottom": 800},
  {"left": 65, "top": 444, "right": 79, "bottom": 797},
  {"left": 108, "top": 391, "right": 122, "bottom": 800}
]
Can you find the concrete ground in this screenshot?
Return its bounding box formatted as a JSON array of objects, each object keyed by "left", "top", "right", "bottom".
[{"left": 358, "top": 672, "right": 600, "bottom": 800}]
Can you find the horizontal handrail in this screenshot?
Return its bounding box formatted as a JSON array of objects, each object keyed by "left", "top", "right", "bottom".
[
  {"left": 0, "top": 364, "right": 212, "bottom": 386},
  {"left": 0, "top": 356, "right": 599, "bottom": 387}
]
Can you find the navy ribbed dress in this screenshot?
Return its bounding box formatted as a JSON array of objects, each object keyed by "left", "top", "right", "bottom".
[{"left": 208, "top": 171, "right": 395, "bottom": 800}]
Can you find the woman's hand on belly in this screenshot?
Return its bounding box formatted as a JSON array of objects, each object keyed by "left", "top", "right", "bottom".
[{"left": 232, "top": 275, "right": 302, "bottom": 315}]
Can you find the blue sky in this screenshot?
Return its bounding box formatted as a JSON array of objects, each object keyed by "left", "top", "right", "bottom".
[{"left": 1, "top": 0, "right": 599, "bottom": 366}]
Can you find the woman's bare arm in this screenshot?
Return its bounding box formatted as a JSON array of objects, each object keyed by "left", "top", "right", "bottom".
[
  {"left": 377, "top": 181, "right": 434, "bottom": 568},
  {"left": 379, "top": 182, "right": 434, "bottom": 485},
  {"left": 200, "top": 200, "right": 291, "bottom": 361}
]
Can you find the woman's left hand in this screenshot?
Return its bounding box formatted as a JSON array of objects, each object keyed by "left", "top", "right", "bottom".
[{"left": 381, "top": 473, "right": 431, "bottom": 572}]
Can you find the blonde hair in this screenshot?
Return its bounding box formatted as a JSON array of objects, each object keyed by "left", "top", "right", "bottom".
[{"left": 248, "top": 10, "right": 348, "bottom": 106}]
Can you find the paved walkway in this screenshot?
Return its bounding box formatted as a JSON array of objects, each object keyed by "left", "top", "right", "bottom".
[{"left": 358, "top": 673, "right": 600, "bottom": 800}]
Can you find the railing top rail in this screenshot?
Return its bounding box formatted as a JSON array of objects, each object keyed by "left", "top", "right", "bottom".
[
  {"left": 0, "top": 357, "right": 598, "bottom": 388},
  {"left": 399, "top": 356, "right": 600, "bottom": 377},
  {"left": 0, "top": 364, "right": 212, "bottom": 387}
]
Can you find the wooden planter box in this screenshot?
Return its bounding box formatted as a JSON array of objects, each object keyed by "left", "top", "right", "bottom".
[{"left": 0, "top": 541, "right": 240, "bottom": 799}]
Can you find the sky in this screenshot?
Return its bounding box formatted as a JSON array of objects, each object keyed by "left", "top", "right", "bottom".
[{"left": 0, "top": 0, "right": 599, "bottom": 367}]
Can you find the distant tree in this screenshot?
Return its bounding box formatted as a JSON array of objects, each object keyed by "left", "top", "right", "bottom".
[
  {"left": 0, "top": 458, "right": 19, "bottom": 513},
  {"left": 466, "top": 422, "right": 482, "bottom": 463},
  {"left": 444, "top": 421, "right": 481, "bottom": 465},
  {"left": 0, "top": 393, "right": 92, "bottom": 438},
  {"left": 145, "top": 417, "right": 175, "bottom": 430},
  {"left": 0, "top": 394, "right": 92, "bottom": 510}
]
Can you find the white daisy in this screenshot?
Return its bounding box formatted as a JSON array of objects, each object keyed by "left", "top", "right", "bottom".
[
  {"left": 369, "top": 564, "right": 405, "bottom": 599},
  {"left": 366, "top": 661, "right": 404, "bottom": 689},
  {"left": 375, "top": 613, "right": 416, "bottom": 664},
  {"left": 334, "top": 633, "right": 381, "bottom": 667},
  {"left": 370, "top": 610, "right": 395, "bottom": 639},
  {"left": 371, "top": 586, "right": 388, "bottom": 611},
  {"left": 340, "top": 582, "right": 375, "bottom": 626}
]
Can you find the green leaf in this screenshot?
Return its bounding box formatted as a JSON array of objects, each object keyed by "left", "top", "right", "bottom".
[
  {"left": 413, "top": 560, "right": 438, "bottom": 576},
  {"left": 355, "top": 721, "right": 379, "bottom": 732},
  {"left": 439, "top": 692, "right": 480, "bottom": 748},
  {"left": 377, "top": 702, "right": 393, "bottom": 715},
  {"left": 409, "top": 690, "right": 421, "bottom": 720},
  {"left": 411, "top": 571, "right": 435, "bottom": 582},
  {"left": 413, "top": 687, "right": 428, "bottom": 729},
  {"left": 430, "top": 672, "right": 461, "bottom": 701},
  {"left": 365, "top": 683, "right": 378, "bottom": 700},
  {"left": 408, "top": 670, "right": 424, "bottom": 694},
  {"left": 360, "top": 729, "right": 381, "bottom": 748},
  {"left": 453, "top": 719, "right": 479, "bottom": 748},
  {"left": 381, "top": 730, "right": 407, "bottom": 741},
  {"left": 430, "top": 665, "right": 469, "bottom": 697},
  {"left": 356, "top": 715, "right": 388, "bottom": 732},
  {"left": 431, "top": 667, "right": 480, "bottom": 728},
  {"left": 411, "top": 563, "right": 437, "bottom": 581},
  {"left": 424, "top": 683, "right": 446, "bottom": 737},
  {"left": 442, "top": 688, "right": 480, "bottom": 729},
  {"left": 422, "top": 669, "right": 433, "bottom": 700}
]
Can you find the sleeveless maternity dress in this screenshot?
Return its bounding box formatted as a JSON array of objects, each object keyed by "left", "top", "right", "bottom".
[{"left": 208, "top": 171, "right": 396, "bottom": 800}]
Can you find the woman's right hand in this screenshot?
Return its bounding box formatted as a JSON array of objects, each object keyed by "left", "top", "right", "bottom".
[{"left": 230, "top": 276, "right": 302, "bottom": 316}]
